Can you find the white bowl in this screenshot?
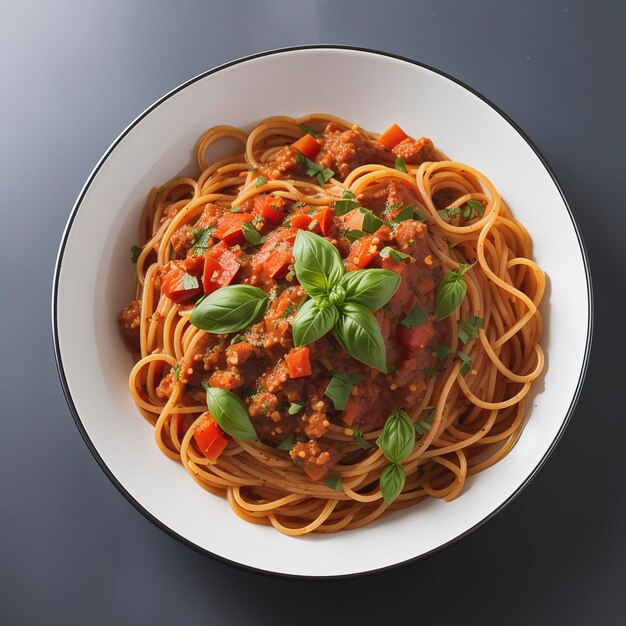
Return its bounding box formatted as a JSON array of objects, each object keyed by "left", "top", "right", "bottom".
[{"left": 53, "top": 46, "right": 592, "bottom": 578}]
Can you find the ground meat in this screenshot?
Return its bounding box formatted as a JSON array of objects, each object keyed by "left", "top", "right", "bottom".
[
  {"left": 170, "top": 224, "right": 195, "bottom": 257},
  {"left": 290, "top": 439, "right": 340, "bottom": 481},
  {"left": 317, "top": 123, "right": 393, "bottom": 179},
  {"left": 258, "top": 145, "right": 306, "bottom": 180},
  {"left": 179, "top": 334, "right": 210, "bottom": 386},
  {"left": 117, "top": 299, "right": 142, "bottom": 352},
  {"left": 392, "top": 136, "right": 437, "bottom": 164}
]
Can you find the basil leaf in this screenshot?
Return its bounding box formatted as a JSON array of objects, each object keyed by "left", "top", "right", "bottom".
[
  {"left": 299, "top": 123, "right": 320, "bottom": 138},
  {"left": 395, "top": 157, "right": 407, "bottom": 173},
  {"left": 341, "top": 269, "right": 400, "bottom": 311},
  {"left": 256, "top": 175, "right": 267, "bottom": 188},
  {"left": 457, "top": 350, "right": 472, "bottom": 375},
  {"left": 287, "top": 403, "right": 303, "bottom": 415},
  {"left": 354, "top": 431, "right": 372, "bottom": 450},
  {"left": 202, "top": 384, "right": 256, "bottom": 441},
  {"left": 458, "top": 315, "right": 484, "bottom": 343},
  {"left": 292, "top": 298, "right": 339, "bottom": 347},
  {"left": 332, "top": 302, "right": 387, "bottom": 372},
  {"left": 324, "top": 369, "right": 364, "bottom": 410},
  {"left": 435, "top": 263, "right": 475, "bottom": 319},
  {"left": 376, "top": 408, "right": 415, "bottom": 463},
  {"left": 433, "top": 344, "right": 452, "bottom": 362},
  {"left": 324, "top": 475, "right": 342, "bottom": 491},
  {"left": 393, "top": 203, "right": 415, "bottom": 221},
  {"left": 380, "top": 462, "right": 405, "bottom": 505},
  {"left": 303, "top": 157, "right": 335, "bottom": 185},
  {"left": 277, "top": 433, "right": 295, "bottom": 450},
  {"left": 464, "top": 199, "right": 485, "bottom": 218},
  {"left": 190, "top": 284, "right": 269, "bottom": 333},
  {"left": 182, "top": 273, "right": 199, "bottom": 290},
  {"left": 130, "top": 245, "right": 142, "bottom": 263},
  {"left": 379, "top": 247, "right": 412, "bottom": 263},
  {"left": 361, "top": 209, "right": 385, "bottom": 233},
  {"left": 191, "top": 227, "right": 213, "bottom": 253},
  {"left": 293, "top": 230, "right": 344, "bottom": 297},
  {"left": 401, "top": 302, "right": 429, "bottom": 329},
  {"left": 415, "top": 407, "right": 435, "bottom": 435},
  {"left": 334, "top": 190, "right": 361, "bottom": 216},
  {"left": 241, "top": 222, "right": 264, "bottom": 245},
  {"left": 438, "top": 206, "right": 461, "bottom": 220},
  {"left": 345, "top": 229, "right": 366, "bottom": 242}
]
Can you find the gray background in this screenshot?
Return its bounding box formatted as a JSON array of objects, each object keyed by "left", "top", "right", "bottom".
[{"left": 1, "top": 1, "right": 625, "bottom": 624}]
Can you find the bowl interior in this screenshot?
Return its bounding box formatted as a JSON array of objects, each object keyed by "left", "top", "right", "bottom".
[{"left": 54, "top": 48, "right": 590, "bottom": 577}]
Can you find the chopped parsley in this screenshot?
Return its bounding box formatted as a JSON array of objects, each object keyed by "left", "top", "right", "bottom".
[
  {"left": 299, "top": 123, "right": 320, "bottom": 138},
  {"left": 282, "top": 302, "right": 296, "bottom": 319},
  {"left": 395, "top": 157, "right": 407, "bottom": 173},
  {"left": 354, "top": 430, "right": 373, "bottom": 450},
  {"left": 423, "top": 367, "right": 440, "bottom": 377},
  {"left": 457, "top": 350, "right": 472, "bottom": 375},
  {"left": 287, "top": 402, "right": 303, "bottom": 415},
  {"left": 432, "top": 344, "right": 452, "bottom": 362},
  {"left": 191, "top": 227, "right": 212, "bottom": 253},
  {"left": 334, "top": 190, "right": 361, "bottom": 216},
  {"left": 392, "top": 202, "right": 427, "bottom": 223},
  {"left": 401, "top": 303, "right": 429, "bottom": 329},
  {"left": 130, "top": 245, "right": 142, "bottom": 263},
  {"left": 256, "top": 175, "right": 268, "bottom": 188},
  {"left": 345, "top": 229, "right": 366, "bottom": 242},
  {"left": 462, "top": 199, "right": 485, "bottom": 219},
  {"left": 458, "top": 316, "right": 484, "bottom": 344},
  {"left": 277, "top": 433, "right": 295, "bottom": 450},
  {"left": 324, "top": 475, "right": 342, "bottom": 491},
  {"left": 325, "top": 370, "right": 364, "bottom": 410},
  {"left": 415, "top": 406, "right": 435, "bottom": 435},
  {"left": 379, "top": 247, "right": 412, "bottom": 263},
  {"left": 171, "top": 363, "right": 181, "bottom": 381},
  {"left": 230, "top": 205, "right": 242, "bottom": 213},
  {"left": 438, "top": 206, "right": 461, "bottom": 219},
  {"left": 361, "top": 208, "right": 386, "bottom": 233},
  {"left": 307, "top": 218, "right": 319, "bottom": 231},
  {"left": 302, "top": 156, "right": 335, "bottom": 185},
  {"left": 242, "top": 222, "right": 264, "bottom": 245}
]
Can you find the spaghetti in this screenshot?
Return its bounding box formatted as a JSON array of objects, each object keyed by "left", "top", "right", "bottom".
[{"left": 119, "top": 114, "right": 544, "bottom": 535}]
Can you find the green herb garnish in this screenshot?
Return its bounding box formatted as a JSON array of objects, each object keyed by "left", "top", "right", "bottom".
[
  {"left": 379, "top": 247, "right": 412, "bottom": 263},
  {"left": 130, "top": 245, "right": 142, "bottom": 263},
  {"left": 201, "top": 382, "right": 257, "bottom": 441},
  {"left": 324, "top": 475, "right": 343, "bottom": 491},
  {"left": 400, "top": 302, "right": 429, "bottom": 329},
  {"left": 395, "top": 157, "right": 407, "bottom": 173},
  {"left": 241, "top": 222, "right": 264, "bottom": 245},
  {"left": 277, "top": 433, "right": 295, "bottom": 450},
  {"left": 299, "top": 123, "right": 320, "bottom": 138},
  {"left": 458, "top": 315, "right": 484, "bottom": 343},
  {"left": 287, "top": 403, "right": 303, "bottom": 415},
  {"left": 457, "top": 351, "right": 472, "bottom": 375},
  {"left": 334, "top": 190, "right": 361, "bottom": 216},
  {"left": 435, "top": 263, "right": 475, "bottom": 320},
  {"left": 324, "top": 370, "right": 364, "bottom": 410},
  {"left": 256, "top": 175, "right": 268, "bottom": 188}
]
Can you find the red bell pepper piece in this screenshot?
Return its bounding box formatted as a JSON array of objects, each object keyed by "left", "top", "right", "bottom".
[
  {"left": 263, "top": 247, "right": 293, "bottom": 279},
  {"left": 290, "top": 213, "right": 313, "bottom": 230},
  {"left": 161, "top": 256, "right": 204, "bottom": 303},
  {"left": 254, "top": 195, "right": 285, "bottom": 225},
  {"left": 193, "top": 413, "right": 230, "bottom": 461},
  {"left": 346, "top": 235, "right": 378, "bottom": 270},
  {"left": 213, "top": 213, "right": 254, "bottom": 246}
]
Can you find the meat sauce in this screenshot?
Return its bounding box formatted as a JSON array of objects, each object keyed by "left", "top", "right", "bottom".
[{"left": 119, "top": 123, "right": 444, "bottom": 480}]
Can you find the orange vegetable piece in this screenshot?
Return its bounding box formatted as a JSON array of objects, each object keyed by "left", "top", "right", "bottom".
[
  {"left": 290, "top": 213, "right": 313, "bottom": 230},
  {"left": 346, "top": 235, "right": 378, "bottom": 270},
  {"left": 254, "top": 195, "right": 285, "bottom": 225},
  {"left": 213, "top": 213, "right": 254, "bottom": 246},
  {"left": 378, "top": 123, "right": 409, "bottom": 148},
  {"left": 285, "top": 347, "right": 312, "bottom": 378},
  {"left": 292, "top": 133, "right": 321, "bottom": 160}
]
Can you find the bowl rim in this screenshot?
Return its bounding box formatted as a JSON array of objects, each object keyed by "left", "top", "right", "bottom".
[{"left": 51, "top": 44, "right": 594, "bottom": 580}]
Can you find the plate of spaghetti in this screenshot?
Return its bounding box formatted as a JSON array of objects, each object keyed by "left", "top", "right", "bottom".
[{"left": 53, "top": 46, "right": 592, "bottom": 577}]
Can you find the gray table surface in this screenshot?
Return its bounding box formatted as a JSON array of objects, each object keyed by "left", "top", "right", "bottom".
[{"left": 2, "top": 1, "right": 625, "bottom": 624}]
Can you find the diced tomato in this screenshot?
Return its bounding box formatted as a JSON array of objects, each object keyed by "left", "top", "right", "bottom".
[
  {"left": 292, "top": 133, "right": 321, "bottom": 159},
  {"left": 342, "top": 397, "right": 361, "bottom": 426},
  {"left": 396, "top": 320, "right": 435, "bottom": 351},
  {"left": 193, "top": 413, "right": 230, "bottom": 461},
  {"left": 346, "top": 235, "right": 378, "bottom": 270},
  {"left": 285, "top": 347, "right": 312, "bottom": 378},
  {"left": 343, "top": 208, "right": 365, "bottom": 231},
  {"left": 290, "top": 213, "right": 313, "bottom": 230},
  {"left": 161, "top": 256, "right": 204, "bottom": 303},
  {"left": 202, "top": 248, "right": 240, "bottom": 293},
  {"left": 264, "top": 247, "right": 293, "bottom": 279},
  {"left": 254, "top": 195, "right": 285, "bottom": 225},
  {"left": 379, "top": 123, "right": 409, "bottom": 148},
  {"left": 315, "top": 207, "right": 335, "bottom": 236},
  {"left": 214, "top": 213, "right": 254, "bottom": 246}
]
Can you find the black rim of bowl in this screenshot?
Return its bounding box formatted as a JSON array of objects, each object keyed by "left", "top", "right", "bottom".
[{"left": 51, "top": 44, "right": 594, "bottom": 580}]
